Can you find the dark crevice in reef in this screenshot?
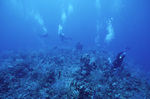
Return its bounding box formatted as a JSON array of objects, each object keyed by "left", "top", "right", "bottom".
[{"left": 0, "top": 47, "right": 150, "bottom": 98}]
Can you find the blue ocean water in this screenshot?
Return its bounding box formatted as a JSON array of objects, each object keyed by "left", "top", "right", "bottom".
[
  {"left": 0, "top": 0, "right": 150, "bottom": 98},
  {"left": 1, "top": 0, "right": 149, "bottom": 71}
]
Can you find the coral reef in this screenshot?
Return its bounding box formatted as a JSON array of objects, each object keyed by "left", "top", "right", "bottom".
[{"left": 0, "top": 47, "right": 150, "bottom": 98}]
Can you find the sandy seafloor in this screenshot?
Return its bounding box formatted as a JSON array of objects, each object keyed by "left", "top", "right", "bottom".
[{"left": 0, "top": 47, "right": 150, "bottom": 99}]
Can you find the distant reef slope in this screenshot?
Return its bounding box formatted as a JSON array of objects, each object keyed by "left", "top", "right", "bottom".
[{"left": 0, "top": 47, "right": 150, "bottom": 98}]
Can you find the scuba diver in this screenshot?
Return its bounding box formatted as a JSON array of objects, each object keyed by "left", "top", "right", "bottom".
[
  {"left": 58, "top": 32, "right": 72, "bottom": 43},
  {"left": 40, "top": 32, "right": 49, "bottom": 38},
  {"left": 76, "top": 42, "right": 83, "bottom": 50},
  {"left": 112, "top": 47, "right": 130, "bottom": 69}
]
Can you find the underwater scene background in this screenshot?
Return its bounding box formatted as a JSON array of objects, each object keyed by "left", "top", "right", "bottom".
[{"left": 0, "top": 0, "right": 150, "bottom": 98}]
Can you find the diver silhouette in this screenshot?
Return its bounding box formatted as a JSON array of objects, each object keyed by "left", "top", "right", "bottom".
[
  {"left": 59, "top": 33, "right": 72, "bottom": 43},
  {"left": 40, "top": 32, "right": 49, "bottom": 38},
  {"left": 112, "top": 47, "right": 130, "bottom": 68}
]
